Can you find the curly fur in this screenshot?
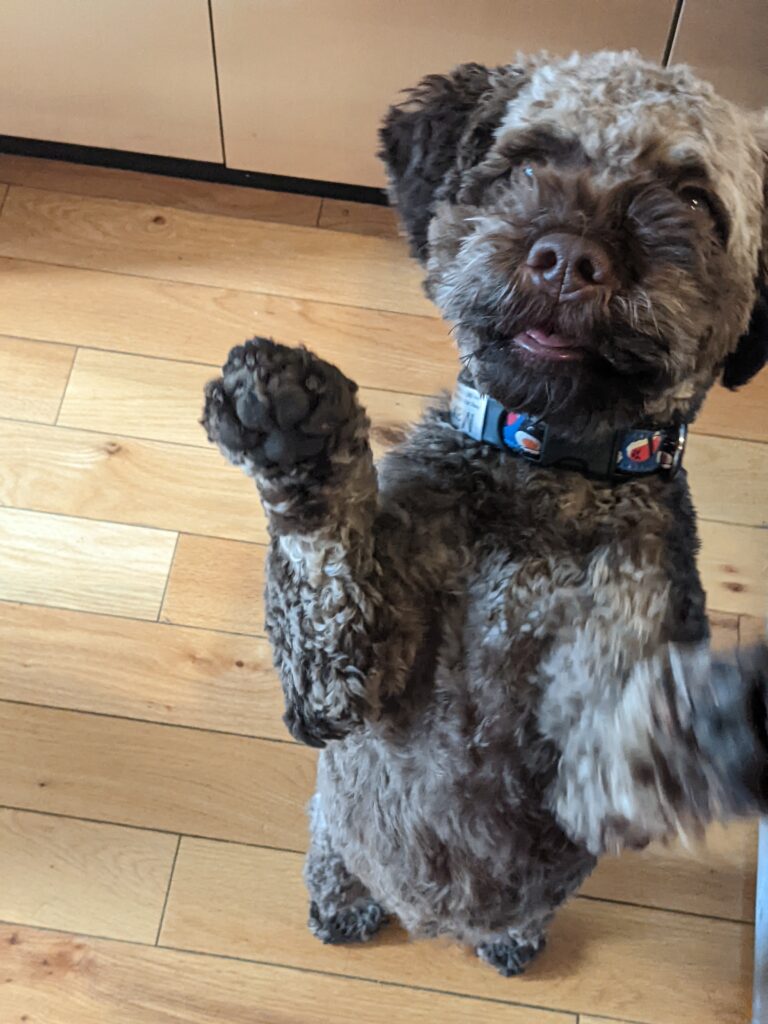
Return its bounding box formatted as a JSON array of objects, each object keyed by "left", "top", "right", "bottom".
[{"left": 204, "top": 51, "right": 768, "bottom": 975}]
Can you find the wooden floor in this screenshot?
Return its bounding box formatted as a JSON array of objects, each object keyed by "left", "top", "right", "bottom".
[{"left": 0, "top": 155, "right": 766, "bottom": 1024}]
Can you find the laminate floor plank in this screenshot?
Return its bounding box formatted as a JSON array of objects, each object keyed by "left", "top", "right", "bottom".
[
  {"left": 0, "top": 154, "right": 321, "bottom": 225},
  {"left": 0, "top": 335, "right": 75, "bottom": 423},
  {"left": 0, "top": 602, "right": 285, "bottom": 739},
  {"left": 160, "top": 534, "right": 266, "bottom": 636},
  {"left": 0, "top": 187, "right": 433, "bottom": 317},
  {"left": 0, "top": 507, "right": 176, "bottom": 619},
  {"left": 318, "top": 198, "right": 400, "bottom": 238},
  {"left": 1, "top": 924, "right": 575, "bottom": 1024},
  {"left": 0, "top": 419, "right": 268, "bottom": 544},
  {"left": 0, "top": 703, "right": 313, "bottom": 850},
  {"left": 57, "top": 347, "right": 426, "bottom": 458},
  {"left": 0, "top": 260, "right": 455, "bottom": 394},
  {"left": 0, "top": 808, "right": 176, "bottom": 942}
]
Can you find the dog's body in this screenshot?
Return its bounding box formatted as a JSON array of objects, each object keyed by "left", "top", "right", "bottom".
[{"left": 204, "top": 51, "right": 768, "bottom": 973}]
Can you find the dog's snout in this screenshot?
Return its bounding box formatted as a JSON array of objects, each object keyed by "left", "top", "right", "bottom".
[{"left": 526, "top": 233, "right": 616, "bottom": 302}]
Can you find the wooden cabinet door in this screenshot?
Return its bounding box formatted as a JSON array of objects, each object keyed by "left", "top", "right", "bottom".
[
  {"left": 0, "top": 0, "right": 222, "bottom": 162},
  {"left": 670, "top": 0, "right": 768, "bottom": 108},
  {"left": 213, "top": 0, "right": 678, "bottom": 186}
]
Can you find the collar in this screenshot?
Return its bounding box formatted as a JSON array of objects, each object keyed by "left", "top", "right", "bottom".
[{"left": 450, "top": 381, "right": 687, "bottom": 481}]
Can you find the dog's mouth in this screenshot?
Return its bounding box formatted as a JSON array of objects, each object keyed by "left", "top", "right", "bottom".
[{"left": 512, "top": 329, "right": 592, "bottom": 362}]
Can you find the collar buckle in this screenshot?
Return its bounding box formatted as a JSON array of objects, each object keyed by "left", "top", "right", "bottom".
[{"left": 659, "top": 423, "right": 688, "bottom": 477}]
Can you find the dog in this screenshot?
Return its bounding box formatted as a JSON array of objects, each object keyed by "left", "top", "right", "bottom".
[{"left": 203, "top": 50, "right": 768, "bottom": 976}]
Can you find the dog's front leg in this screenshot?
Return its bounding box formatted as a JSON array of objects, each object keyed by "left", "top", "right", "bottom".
[
  {"left": 543, "top": 641, "right": 768, "bottom": 855},
  {"left": 203, "top": 338, "right": 414, "bottom": 747}
]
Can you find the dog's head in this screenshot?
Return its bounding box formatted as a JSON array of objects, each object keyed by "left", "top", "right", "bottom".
[{"left": 380, "top": 51, "right": 768, "bottom": 435}]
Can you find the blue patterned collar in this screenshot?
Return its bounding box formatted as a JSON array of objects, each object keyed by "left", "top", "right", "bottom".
[{"left": 450, "top": 381, "right": 687, "bottom": 481}]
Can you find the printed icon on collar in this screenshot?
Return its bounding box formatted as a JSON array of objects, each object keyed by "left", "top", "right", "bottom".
[{"left": 502, "top": 412, "right": 544, "bottom": 458}]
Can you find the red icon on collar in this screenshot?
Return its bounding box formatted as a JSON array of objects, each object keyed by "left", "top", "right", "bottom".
[{"left": 625, "top": 433, "right": 662, "bottom": 463}]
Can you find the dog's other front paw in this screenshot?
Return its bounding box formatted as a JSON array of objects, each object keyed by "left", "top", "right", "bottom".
[
  {"left": 744, "top": 641, "right": 768, "bottom": 797},
  {"left": 202, "top": 337, "right": 364, "bottom": 474},
  {"left": 689, "top": 639, "right": 768, "bottom": 816},
  {"left": 308, "top": 898, "right": 388, "bottom": 945},
  {"left": 476, "top": 935, "right": 546, "bottom": 977}
]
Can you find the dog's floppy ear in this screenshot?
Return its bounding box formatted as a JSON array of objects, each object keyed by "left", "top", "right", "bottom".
[
  {"left": 721, "top": 280, "right": 768, "bottom": 389},
  {"left": 379, "top": 63, "right": 526, "bottom": 261},
  {"left": 722, "top": 114, "right": 768, "bottom": 389}
]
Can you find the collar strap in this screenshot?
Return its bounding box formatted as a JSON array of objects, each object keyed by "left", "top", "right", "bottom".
[{"left": 450, "top": 381, "right": 687, "bottom": 481}]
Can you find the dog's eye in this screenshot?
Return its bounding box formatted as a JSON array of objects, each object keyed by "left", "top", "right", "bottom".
[
  {"left": 680, "top": 186, "right": 714, "bottom": 216},
  {"left": 678, "top": 186, "right": 729, "bottom": 244},
  {"left": 514, "top": 162, "right": 540, "bottom": 186}
]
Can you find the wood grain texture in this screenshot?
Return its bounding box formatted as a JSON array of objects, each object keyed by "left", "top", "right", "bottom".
[
  {"left": 59, "top": 349, "right": 216, "bottom": 448},
  {"left": 319, "top": 199, "right": 400, "bottom": 238},
  {"left": 0, "top": 419, "right": 268, "bottom": 544},
  {"left": 0, "top": 703, "right": 313, "bottom": 850},
  {"left": 0, "top": 602, "right": 285, "bottom": 739},
  {"left": 686, "top": 434, "right": 768, "bottom": 528},
  {"left": 580, "top": 1019, "right": 633, "bottom": 1024},
  {"left": 58, "top": 347, "right": 427, "bottom": 458},
  {"left": 161, "top": 839, "right": 752, "bottom": 1024},
  {"left": 1, "top": 925, "right": 575, "bottom": 1024},
  {"left": 0, "top": 808, "right": 176, "bottom": 942},
  {"left": 0, "top": 155, "right": 321, "bottom": 225},
  {"left": 0, "top": 507, "right": 176, "bottom": 619},
  {"left": 0, "top": 418, "right": 267, "bottom": 542},
  {"left": 0, "top": 188, "right": 433, "bottom": 316},
  {"left": 740, "top": 614, "right": 768, "bottom": 648},
  {"left": 0, "top": 260, "right": 455, "bottom": 394},
  {"left": 709, "top": 611, "right": 741, "bottom": 649},
  {"left": 583, "top": 820, "right": 757, "bottom": 922},
  {"left": 696, "top": 372, "right": 768, "bottom": 444},
  {"left": 0, "top": 335, "right": 74, "bottom": 424},
  {"left": 698, "top": 520, "right": 768, "bottom": 617},
  {"left": 161, "top": 534, "right": 267, "bottom": 635}
]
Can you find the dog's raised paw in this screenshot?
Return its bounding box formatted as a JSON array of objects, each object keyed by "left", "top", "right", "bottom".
[{"left": 202, "top": 337, "right": 359, "bottom": 472}]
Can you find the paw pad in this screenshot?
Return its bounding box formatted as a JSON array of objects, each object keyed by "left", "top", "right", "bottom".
[{"left": 202, "top": 337, "right": 359, "bottom": 471}]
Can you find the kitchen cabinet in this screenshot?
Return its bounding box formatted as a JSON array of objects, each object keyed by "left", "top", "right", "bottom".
[
  {"left": 0, "top": 0, "right": 222, "bottom": 162},
  {"left": 212, "top": 0, "right": 678, "bottom": 186},
  {"left": 670, "top": 0, "right": 768, "bottom": 108}
]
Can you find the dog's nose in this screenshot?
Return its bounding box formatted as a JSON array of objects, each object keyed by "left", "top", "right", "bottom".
[{"left": 526, "top": 233, "right": 616, "bottom": 301}]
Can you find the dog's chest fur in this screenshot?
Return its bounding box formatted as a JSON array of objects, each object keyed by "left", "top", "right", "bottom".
[{"left": 317, "top": 407, "right": 703, "bottom": 939}]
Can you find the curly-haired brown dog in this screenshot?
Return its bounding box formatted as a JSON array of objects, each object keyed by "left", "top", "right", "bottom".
[{"left": 203, "top": 51, "right": 768, "bottom": 975}]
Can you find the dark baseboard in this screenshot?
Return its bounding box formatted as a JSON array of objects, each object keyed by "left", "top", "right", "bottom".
[{"left": 0, "top": 134, "right": 390, "bottom": 206}]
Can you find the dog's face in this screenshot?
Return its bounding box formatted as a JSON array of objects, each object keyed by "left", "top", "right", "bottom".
[{"left": 381, "top": 52, "right": 768, "bottom": 435}]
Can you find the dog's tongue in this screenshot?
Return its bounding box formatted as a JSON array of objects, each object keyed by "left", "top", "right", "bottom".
[
  {"left": 523, "top": 329, "right": 579, "bottom": 349},
  {"left": 514, "top": 328, "right": 588, "bottom": 361}
]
